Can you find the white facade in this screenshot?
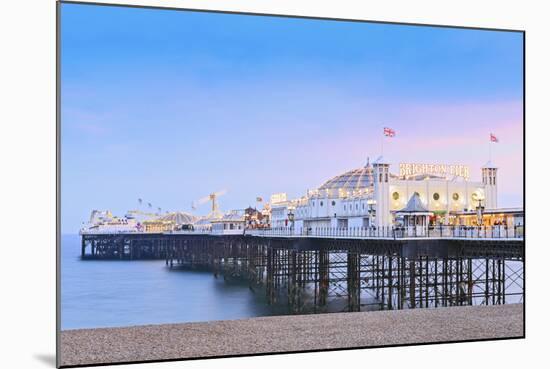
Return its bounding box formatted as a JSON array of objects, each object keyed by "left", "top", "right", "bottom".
[
  {"left": 482, "top": 162, "right": 498, "bottom": 209},
  {"left": 277, "top": 158, "right": 502, "bottom": 232},
  {"left": 373, "top": 159, "right": 391, "bottom": 227},
  {"left": 270, "top": 194, "right": 297, "bottom": 228}
]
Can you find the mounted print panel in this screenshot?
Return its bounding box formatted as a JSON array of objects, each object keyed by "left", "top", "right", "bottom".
[{"left": 57, "top": 1, "right": 524, "bottom": 367}]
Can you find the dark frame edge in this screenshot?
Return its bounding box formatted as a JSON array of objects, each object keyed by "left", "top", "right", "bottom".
[
  {"left": 56, "top": 0, "right": 62, "bottom": 367},
  {"left": 58, "top": 0, "right": 526, "bottom": 33},
  {"left": 522, "top": 30, "right": 526, "bottom": 340}
]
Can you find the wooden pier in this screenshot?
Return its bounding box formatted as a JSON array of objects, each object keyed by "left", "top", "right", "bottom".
[{"left": 80, "top": 232, "right": 524, "bottom": 313}]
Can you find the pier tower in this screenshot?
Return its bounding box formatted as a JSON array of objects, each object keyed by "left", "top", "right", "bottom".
[
  {"left": 373, "top": 158, "right": 391, "bottom": 227},
  {"left": 482, "top": 161, "right": 498, "bottom": 209}
]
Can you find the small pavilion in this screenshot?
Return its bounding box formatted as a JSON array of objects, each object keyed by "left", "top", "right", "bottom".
[{"left": 395, "top": 193, "right": 433, "bottom": 235}]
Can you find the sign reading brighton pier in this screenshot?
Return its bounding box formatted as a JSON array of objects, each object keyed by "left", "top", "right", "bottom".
[{"left": 399, "top": 163, "right": 470, "bottom": 180}]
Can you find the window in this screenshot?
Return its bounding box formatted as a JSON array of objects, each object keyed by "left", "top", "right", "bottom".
[
  {"left": 362, "top": 203, "right": 365, "bottom": 210},
  {"left": 433, "top": 193, "right": 440, "bottom": 201},
  {"left": 392, "top": 192, "right": 399, "bottom": 200},
  {"left": 320, "top": 201, "right": 323, "bottom": 207},
  {"left": 452, "top": 193, "right": 459, "bottom": 201},
  {"left": 344, "top": 205, "right": 346, "bottom": 211},
  {"left": 331, "top": 200, "right": 336, "bottom": 206},
  {"left": 355, "top": 204, "right": 358, "bottom": 210}
]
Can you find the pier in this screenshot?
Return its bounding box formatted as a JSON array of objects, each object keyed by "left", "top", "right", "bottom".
[{"left": 80, "top": 226, "right": 524, "bottom": 314}]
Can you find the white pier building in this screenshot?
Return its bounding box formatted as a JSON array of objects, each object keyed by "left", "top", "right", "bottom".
[{"left": 270, "top": 157, "right": 513, "bottom": 233}]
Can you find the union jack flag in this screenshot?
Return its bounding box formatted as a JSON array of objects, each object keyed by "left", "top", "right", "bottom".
[
  {"left": 384, "top": 127, "right": 396, "bottom": 137},
  {"left": 490, "top": 133, "right": 499, "bottom": 143}
]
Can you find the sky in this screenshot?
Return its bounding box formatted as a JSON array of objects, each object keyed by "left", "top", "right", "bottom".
[{"left": 60, "top": 3, "right": 524, "bottom": 233}]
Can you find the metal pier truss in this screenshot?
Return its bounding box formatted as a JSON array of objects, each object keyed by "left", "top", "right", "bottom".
[{"left": 80, "top": 234, "right": 524, "bottom": 314}]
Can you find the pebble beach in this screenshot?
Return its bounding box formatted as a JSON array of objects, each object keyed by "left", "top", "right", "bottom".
[{"left": 59, "top": 303, "right": 523, "bottom": 367}]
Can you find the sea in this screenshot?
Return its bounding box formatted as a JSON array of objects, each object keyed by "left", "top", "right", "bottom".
[{"left": 61, "top": 234, "right": 286, "bottom": 330}]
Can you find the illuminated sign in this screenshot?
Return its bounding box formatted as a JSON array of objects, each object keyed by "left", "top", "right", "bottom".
[
  {"left": 399, "top": 163, "right": 470, "bottom": 180},
  {"left": 270, "top": 192, "right": 288, "bottom": 204}
]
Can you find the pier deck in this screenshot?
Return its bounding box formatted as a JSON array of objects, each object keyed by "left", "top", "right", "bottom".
[{"left": 59, "top": 303, "right": 524, "bottom": 367}]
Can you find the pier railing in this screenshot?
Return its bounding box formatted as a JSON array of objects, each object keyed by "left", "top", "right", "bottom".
[
  {"left": 246, "top": 225, "right": 524, "bottom": 240},
  {"left": 82, "top": 225, "right": 524, "bottom": 240}
]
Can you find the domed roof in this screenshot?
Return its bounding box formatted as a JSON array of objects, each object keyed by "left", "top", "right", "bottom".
[
  {"left": 318, "top": 159, "right": 374, "bottom": 191},
  {"left": 159, "top": 212, "right": 197, "bottom": 225}
]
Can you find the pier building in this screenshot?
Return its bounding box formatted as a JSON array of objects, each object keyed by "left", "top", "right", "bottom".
[
  {"left": 450, "top": 207, "right": 524, "bottom": 227},
  {"left": 80, "top": 158, "right": 519, "bottom": 237},
  {"left": 83, "top": 210, "right": 196, "bottom": 233},
  {"left": 270, "top": 193, "right": 298, "bottom": 228},
  {"left": 280, "top": 157, "right": 505, "bottom": 234},
  {"left": 211, "top": 211, "right": 246, "bottom": 234}
]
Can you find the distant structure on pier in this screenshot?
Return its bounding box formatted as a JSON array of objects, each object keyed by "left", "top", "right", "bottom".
[
  {"left": 81, "top": 156, "right": 523, "bottom": 235},
  {"left": 83, "top": 210, "right": 197, "bottom": 233}
]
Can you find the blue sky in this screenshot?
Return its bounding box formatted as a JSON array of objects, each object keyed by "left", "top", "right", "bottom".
[{"left": 61, "top": 3, "right": 524, "bottom": 233}]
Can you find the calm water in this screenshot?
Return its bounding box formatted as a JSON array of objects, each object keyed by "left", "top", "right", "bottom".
[{"left": 61, "top": 234, "right": 284, "bottom": 330}]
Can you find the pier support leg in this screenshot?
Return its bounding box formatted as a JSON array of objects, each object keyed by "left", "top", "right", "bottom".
[
  {"left": 387, "top": 255, "right": 393, "bottom": 310},
  {"left": 266, "top": 246, "right": 274, "bottom": 304},
  {"left": 347, "top": 251, "right": 360, "bottom": 312},
  {"left": 81, "top": 237, "right": 86, "bottom": 258},
  {"left": 319, "top": 248, "right": 329, "bottom": 307},
  {"left": 410, "top": 259, "right": 416, "bottom": 309}
]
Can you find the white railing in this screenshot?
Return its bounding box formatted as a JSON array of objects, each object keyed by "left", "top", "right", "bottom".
[
  {"left": 80, "top": 229, "right": 142, "bottom": 235},
  {"left": 168, "top": 228, "right": 212, "bottom": 235},
  {"left": 247, "top": 225, "right": 524, "bottom": 240},
  {"left": 81, "top": 225, "right": 524, "bottom": 240}
]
